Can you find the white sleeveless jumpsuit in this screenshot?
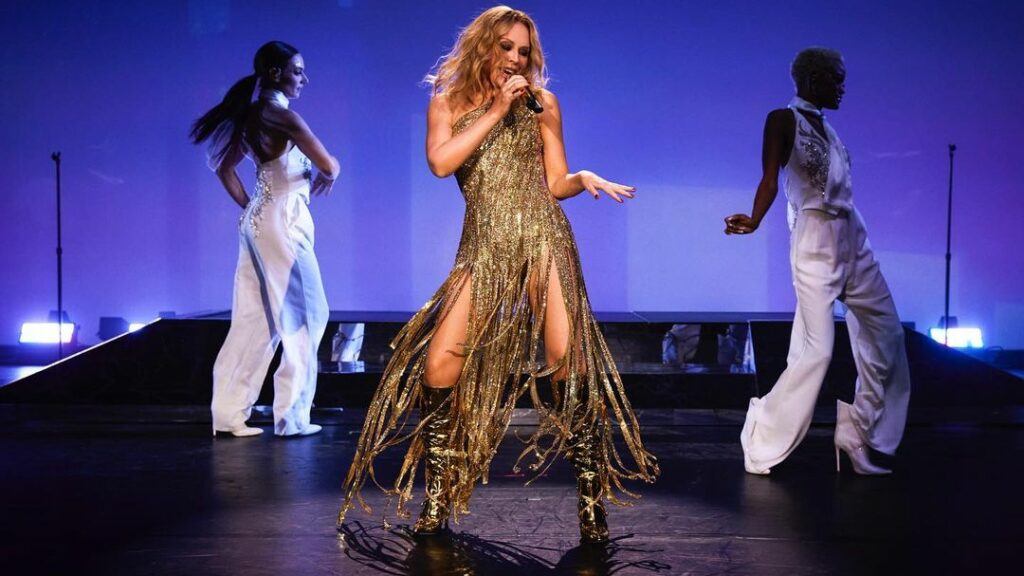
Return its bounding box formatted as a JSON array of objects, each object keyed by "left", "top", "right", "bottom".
[
  {"left": 740, "top": 97, "right": 911, "bottom": 473},
  {"left": 211, "top": 143, "right": 328, "bottom": 436}
]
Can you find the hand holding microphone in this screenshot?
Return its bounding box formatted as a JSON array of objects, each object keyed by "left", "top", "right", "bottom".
[{"left": 499, "top": 74, "right": 543, "bottom": 115}]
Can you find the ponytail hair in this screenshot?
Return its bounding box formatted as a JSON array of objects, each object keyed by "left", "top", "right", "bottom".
[{"left": 190, "top": 40, "right": 300, "bottom": 169}]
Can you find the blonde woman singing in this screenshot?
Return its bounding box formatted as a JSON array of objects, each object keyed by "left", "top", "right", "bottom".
[{"left": 338, "top": 6, "right": 658, "bottom": 544}]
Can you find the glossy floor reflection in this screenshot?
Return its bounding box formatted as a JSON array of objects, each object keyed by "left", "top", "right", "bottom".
[{"left": 1, "top": 405, "right": 1022, "bottom": 575}]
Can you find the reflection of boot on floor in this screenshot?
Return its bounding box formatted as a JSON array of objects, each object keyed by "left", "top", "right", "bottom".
[
  {"left": 568, "top": 417, "right": 610, "bottom": 544},
  {"left": 414, "top": 386, "right": 455, "bottom": 535},
  {"left": 405, "top": 530, "right": 472, "bottom": 574},
  {"left": 834, "top": 400, "right": 892, "bottom": 475}
]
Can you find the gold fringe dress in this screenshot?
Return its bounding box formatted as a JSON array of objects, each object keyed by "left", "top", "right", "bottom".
[{"left": 338, "top": 100, "right": 659, "bottom": 526}]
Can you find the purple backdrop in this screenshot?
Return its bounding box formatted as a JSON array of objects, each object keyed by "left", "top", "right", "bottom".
[{"left": 2, "top": 0, "right": 1022, "bottom": 347}]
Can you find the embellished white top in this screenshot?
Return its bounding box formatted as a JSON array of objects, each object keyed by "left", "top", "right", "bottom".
[
  {"left": 243, "top": 91, "right": 313, "bottom": 236},
  {"left": 784, "top": 96, "right": 854, "bottom": 229}
]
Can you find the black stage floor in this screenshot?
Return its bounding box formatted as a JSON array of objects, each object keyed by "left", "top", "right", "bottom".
[{"left": 2, "top": 405, "right": 1022, "bottom": 575}]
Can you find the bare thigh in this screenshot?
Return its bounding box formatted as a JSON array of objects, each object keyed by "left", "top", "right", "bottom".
[
  {"left": 530, "top": 259, "right": 574, "bottom": 381},
  {"left": 423, "top": 274, "right": 473, "bottom": 389}
]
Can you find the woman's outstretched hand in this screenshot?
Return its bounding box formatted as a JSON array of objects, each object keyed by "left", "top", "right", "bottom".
[
  {"left": 724, "top": 214, "right": 758, "bottom": 234},
  {"left": 578, "top": 170, "right": 635, "bottom": 203}
]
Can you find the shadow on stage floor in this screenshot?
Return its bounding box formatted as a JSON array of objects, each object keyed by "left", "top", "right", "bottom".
[
  {"left": 339, "top": 521, "right": 672, "bottom": 575},
  {"left": 1, "top": 405, "right": 1022, "bottom": 575}
]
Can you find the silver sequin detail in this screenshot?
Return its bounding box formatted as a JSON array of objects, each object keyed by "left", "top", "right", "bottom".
[
  {"left": 244, "top": 165, "right": 274, "bottom": 238},
  {"left": 300, "top": 154, "right": 312, "bottom": 182},
  {"left": 797, "top": 124, "right": 830, "bottom": 199}
]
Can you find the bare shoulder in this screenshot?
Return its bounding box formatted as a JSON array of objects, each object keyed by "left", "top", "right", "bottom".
[
  {"left": 428, "top": 93, "right": 454, "bottom": 117},
  {"left": 263, "top": 105, "right": 306, "bottom": 129},
  {"left": 430, "top": 93, "right": 460, "bottom": 130},
  {"left": 766, "top": 107, "right": 794, "bottom": 124},
  {"left": 536, "top": 88, "right": 562, "bottom": 127},
  {"left": 537, "top": 88, "right": 560, "bottom": 110},
  {"left": 765, "top": 107, "right": 794, "bottom": 137}
]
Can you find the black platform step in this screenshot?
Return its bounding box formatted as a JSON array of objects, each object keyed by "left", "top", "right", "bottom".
[{"left": 1, "top": 312, "right": 1019, "bottom": 411}]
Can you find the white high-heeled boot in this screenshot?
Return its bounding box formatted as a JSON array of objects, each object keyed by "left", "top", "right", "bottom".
[{"left": 834, "top": 400, "right": 891, "bottom": 475}]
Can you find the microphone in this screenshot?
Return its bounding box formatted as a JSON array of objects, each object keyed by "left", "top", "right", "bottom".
[
  {"left": 523, "top": 87, "right": 543, "bottom": 114},
  {"left": 502, "top": 73, "right": 543, "bottom": 125}
]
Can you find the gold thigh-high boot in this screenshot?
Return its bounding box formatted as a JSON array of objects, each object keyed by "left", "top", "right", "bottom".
[
  {"left": 568, "top": 410, "right": 610, "bottom": 544},
  {"left": 413, "top": 385, "right": 455, "bottom": 535}
]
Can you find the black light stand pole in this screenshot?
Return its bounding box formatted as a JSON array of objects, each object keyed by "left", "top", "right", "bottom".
[
  {"left": 943, "top": 144, "right": 956, "bottom": 346},
  {"left": 52, "top": 151, "right": 63, "bottom": 359}
]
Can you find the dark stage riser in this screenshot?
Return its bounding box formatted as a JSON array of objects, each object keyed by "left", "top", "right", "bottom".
[
  {"left": 1, "top": 314, "right": 1020, "bottom": 412},
  {"left": 750, "top": 321, "right": 1024, "bottom": 408}
]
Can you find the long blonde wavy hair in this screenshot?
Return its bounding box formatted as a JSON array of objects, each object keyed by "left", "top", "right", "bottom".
[{"left": 426, "top": 6, "right": 549, "bottom": 111}]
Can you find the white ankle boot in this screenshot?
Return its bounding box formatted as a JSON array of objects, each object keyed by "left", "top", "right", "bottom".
[
  {"left": 213, "top": 425, "right": 263, "bottom": 438},
  {"left": 834, "top": 401, "right": 891, "bottom": 475}
]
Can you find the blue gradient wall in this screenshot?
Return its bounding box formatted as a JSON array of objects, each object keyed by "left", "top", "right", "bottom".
[{"left": 2, "top": 0, "right": 1022, "bottom": 347}]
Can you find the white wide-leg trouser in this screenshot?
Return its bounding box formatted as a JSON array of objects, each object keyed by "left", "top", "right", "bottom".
[
  {"left": 741, "top": 208, "right": 910, "bottom": 473},
  {"left": 211, "top": 193, "right": 328, "bottom": 436}
]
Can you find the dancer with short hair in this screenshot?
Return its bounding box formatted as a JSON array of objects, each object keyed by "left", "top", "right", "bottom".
[{"left": 725, "top": 47, "right": 911, "bottom": 475}]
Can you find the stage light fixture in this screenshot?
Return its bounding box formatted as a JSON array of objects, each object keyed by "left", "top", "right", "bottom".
[
  {"left": 929, "top": 327, "right": 983, "bottom": 348},
  {"left": 931, "top": 315, "right": 983, "bottom": 348},
  {"left": 99, "top": 318, "right": 154, "bottom": 340},
  {"left": 19, "top": 322, "right": 76, "bottom": 344},
  {"left": 98, "top": 317, "right": 129, "bottom": 340}
]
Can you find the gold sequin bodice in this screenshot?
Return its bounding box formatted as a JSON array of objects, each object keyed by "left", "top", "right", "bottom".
[{"left": 452, "top": 101, "right": 575, "bottom": 268}]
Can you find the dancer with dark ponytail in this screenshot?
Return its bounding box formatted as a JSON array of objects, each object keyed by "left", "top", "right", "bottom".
[{"left": 192, "top": 41, "right": 339, "bottom": 437}]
